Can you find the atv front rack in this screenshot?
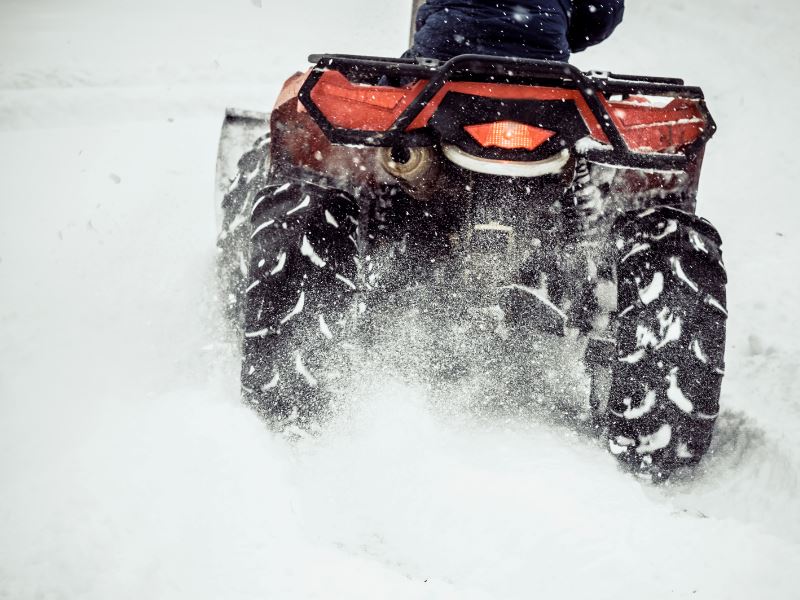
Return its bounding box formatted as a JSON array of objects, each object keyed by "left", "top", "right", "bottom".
[{"left": 298, "top": 53, "right": 716, "bottom": 171}]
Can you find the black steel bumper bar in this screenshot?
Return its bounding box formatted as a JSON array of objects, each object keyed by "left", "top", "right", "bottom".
[{"left": 299, "top": 53, "right": 716, "bottom": 171}]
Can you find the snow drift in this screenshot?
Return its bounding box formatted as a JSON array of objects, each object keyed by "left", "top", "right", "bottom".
[{"left": 1, "top": 0, "right": 799, "bottom": 598}]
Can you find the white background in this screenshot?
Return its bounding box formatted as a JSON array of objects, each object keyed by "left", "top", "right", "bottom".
[{"left": 1, "top": 1, "right": 799, "bottom": 598}]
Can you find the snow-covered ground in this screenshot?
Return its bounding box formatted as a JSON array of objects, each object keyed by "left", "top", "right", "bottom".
[{"left": 1, "top": 1, "right": 799, "bottom": 598}]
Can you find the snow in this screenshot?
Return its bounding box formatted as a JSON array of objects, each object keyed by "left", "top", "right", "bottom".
[
  {"left": 280, "top": 290, "right": 306, "bottom": 325},
  {"left": 270, "top": 250, "right": 287, "bottom": 275},
  {"left": 286, "top": 194, "right": 311, "bottom": 216},
  {"left": 319, "top": 314, "right": 334, "bottom": 340},
  {"left": 2, "top": 0, "right": 800, "bottom": 598},
  {"left": 620, "top": 241, "right": 651, "bottom": 262},
  {"left": 250, "top": 218, "right": 275, "bottom": 238},
  {"left": 670, "top": 256, "right": 699, "bottom": 292},
  {"left": 623, "top": 387, "right": 658, "bottom": 419},
  {"left": 324, "top": 209, "right": 340, "bottom": 228},
  {"left": 300, "top": 234, "right": 327, "bottom": 267},
  {"left": 336, "top": 273, "right": 357, "bottom": 290},
  {"left": 666, "top": 368, "right": 695, "bottom": 415},
  {"left": 637, "top": 271, "right": 665, "bottom": 304}
]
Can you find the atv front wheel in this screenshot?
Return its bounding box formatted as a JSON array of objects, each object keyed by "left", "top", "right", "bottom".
[{"left": 606, "top": 207, "right": 727, "bottom": 481}]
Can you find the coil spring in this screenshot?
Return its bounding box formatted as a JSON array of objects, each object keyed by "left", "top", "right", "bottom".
[{"left": 569, "top": 156, "right": 606, "bottom": 235}]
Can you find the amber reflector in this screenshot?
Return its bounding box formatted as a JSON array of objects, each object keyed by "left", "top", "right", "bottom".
[{"left": 465, "top": 121, "right": 555, "bottom": 151}]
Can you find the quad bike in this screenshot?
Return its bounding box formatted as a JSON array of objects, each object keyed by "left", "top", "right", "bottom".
[{"left": 215, "top": 53, "right": 727, "bottom": 481}]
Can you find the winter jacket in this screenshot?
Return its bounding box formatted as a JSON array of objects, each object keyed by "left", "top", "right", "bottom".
[{"left": 409, "top": 0, "right": 624, "bottom": 62}]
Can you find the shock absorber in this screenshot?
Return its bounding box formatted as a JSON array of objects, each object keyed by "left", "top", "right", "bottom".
[
  {"left": 569, "top": 156, "right": 606, "bottom": 235},
  {"left": 562, "top": 156, "right": 617, "bottom": 334}
]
